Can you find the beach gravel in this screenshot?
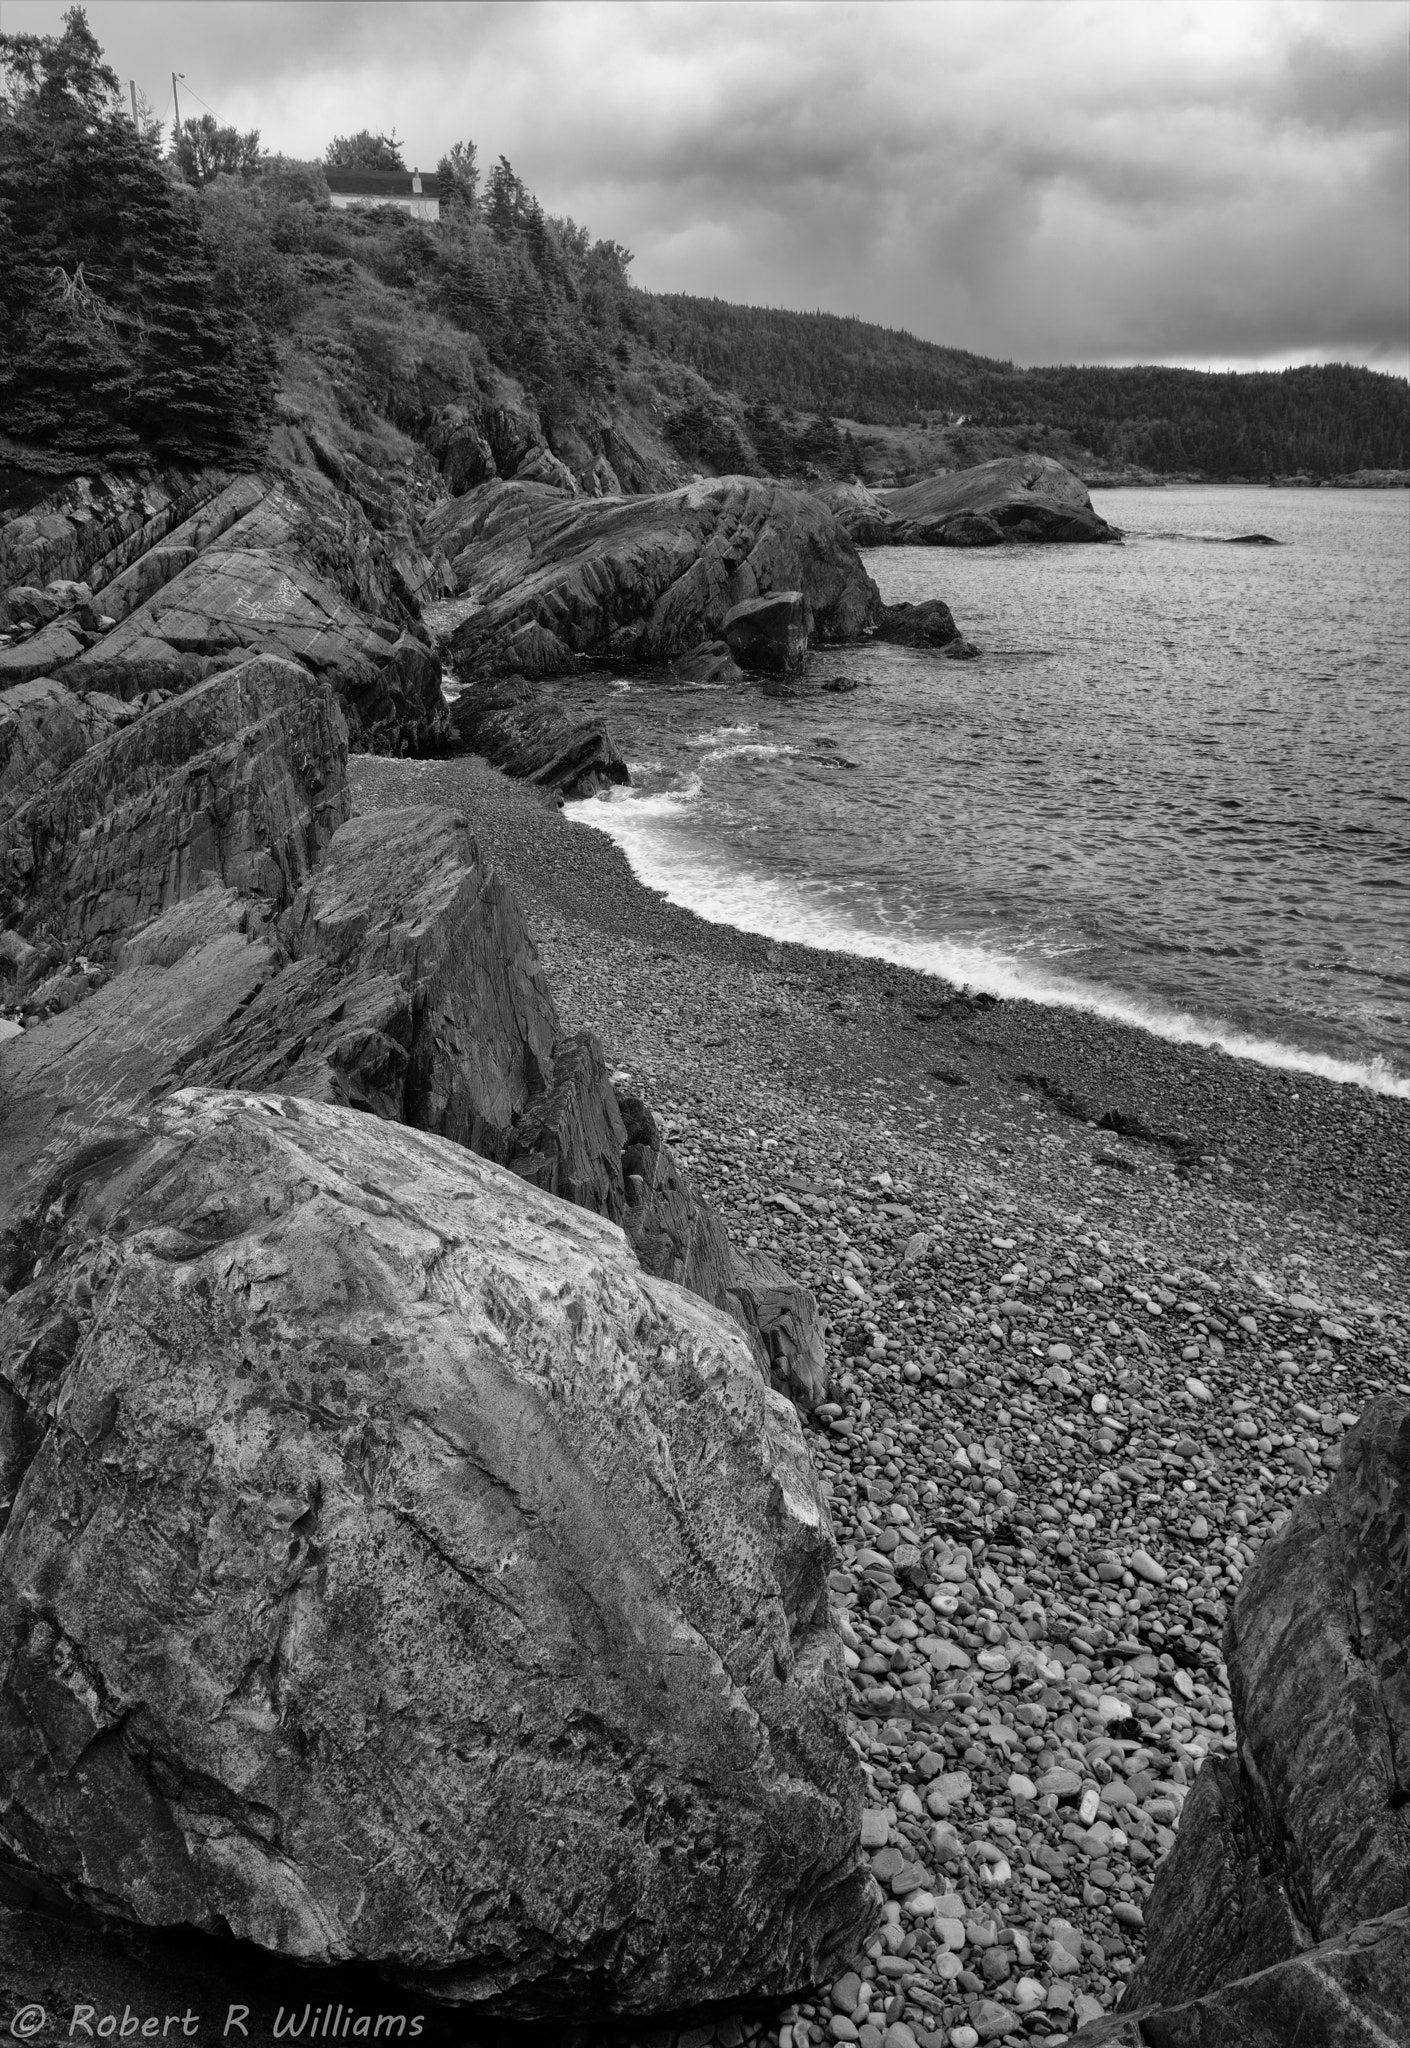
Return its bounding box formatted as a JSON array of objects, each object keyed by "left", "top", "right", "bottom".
[{"left": 351, "top": 752, "right": 1410, "bottom": 2047}]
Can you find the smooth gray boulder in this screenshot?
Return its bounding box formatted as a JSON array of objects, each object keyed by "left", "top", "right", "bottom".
[
  {"left": 0, "top": 1088, "right": 871, "bottom": 2017},
  {"left": 879, "top": 455, "right": 1116, "bottom": 544}
]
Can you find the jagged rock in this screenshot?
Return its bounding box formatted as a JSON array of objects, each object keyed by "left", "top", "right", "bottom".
[
  {"left": 442, "top": 477, "right": 880, "bottom": 683},
  {"left": 1116, "top": 1396, "right": 1410, "bottom": 2028},
  {"left": 618, "top": 1096, "right": 828, "bottom": 1409},
  {"left": 726, "top": 1247, "right": 830, "bottom": 1410},
  {"left": 0, "top": 621, "right": 86, "bottom": 685},
  {"left": 514, "top": 445, "right": 579, "bottom": 494},
  {"left": 0, "top": 678, "right": 157, "bottom": 815},
  {"left": 0, "top": 464, "right": 231, "bottom": 597},
  {"left": 52, "top": 482, "right": 446, "bottom": 754},
  {"left": 1083, "top": 1908, "right": 1410, "bottom": 2046},
  {"left": 723, "top": 592, "right": 808, "bottom": 675},
  {"left": 187, "top": 805, "right": 628, "bottom": 1218},
  {"left": 2, "top": 586, "right": 66, "bottom": 627},
  {"left": 0, "top": 656, "right": 348, "bottom": 961},
  {"left": 877, "top": 456, "right": 1117, "bottom": 545},
  {"left": 812, "top": 480, "right": 898, "bottom": 547},
  {"left": 425, "top": 404, "right": 498, "bottom": 494},
  {"left": 874, "top": 599, "right": 961, "bottom": 649},
  {"left": 0, "top": 1087, "right": 871, "bottom": 2015},
  {"left": 447, "top": 677, "right": 630, "bottom": 800}
]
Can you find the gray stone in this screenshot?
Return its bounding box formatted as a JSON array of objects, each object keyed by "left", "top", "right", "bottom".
[{"left": 0, "top": 1087, "right": 871, "bottom": 2016}]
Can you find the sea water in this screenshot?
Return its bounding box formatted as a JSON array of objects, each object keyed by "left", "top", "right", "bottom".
[{"left": 564, "top": 486, "right": 1410, "bottom": 1095}]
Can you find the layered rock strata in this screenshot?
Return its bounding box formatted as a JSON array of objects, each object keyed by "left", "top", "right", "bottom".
[
  {"left": 0, "top": 465, "right": 450, "bottom": 753},
  {"left": 435, "top": 476, "right": 880, "bottom": 684},
  {"left": 0, "top": 1088, "right": 870, "bottom": 2016}
]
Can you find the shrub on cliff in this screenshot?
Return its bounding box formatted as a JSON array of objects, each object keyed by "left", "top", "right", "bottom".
[{"left": 0, "top": 6, "right": 274, "bottom": 466}]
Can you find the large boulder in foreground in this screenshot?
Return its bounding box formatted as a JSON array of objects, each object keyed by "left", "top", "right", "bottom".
[
  {"left": 879, "top": 455, "right": 1116, "bottom": 544},
  {"left": 0, "top": 1088, "right": 871, "bottom": 2016},
  {"left": 437, "top": 476, "right": 881, "bottom": 683},
  {"left": 1103, "top": 1396, "right": 1410, "bottom": 2039}
]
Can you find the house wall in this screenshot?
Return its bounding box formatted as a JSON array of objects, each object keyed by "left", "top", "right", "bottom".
[{"left": 328, "top": 193, "right": 440, "bottom": 223}]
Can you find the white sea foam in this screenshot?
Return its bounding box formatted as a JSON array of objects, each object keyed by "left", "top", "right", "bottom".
[
  {"left": 686, "top": 724, "right": 757, "bottom": 746},
  {"left": 698, "top": 741, "right": 798, "bottom": 765},
  {"left": 566, "top": 788, "right": 1410, "bottom": 1098}
]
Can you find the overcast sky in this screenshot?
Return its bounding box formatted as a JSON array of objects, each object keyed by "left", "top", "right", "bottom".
[{"left": 10, "top": 0, "right": 1408, "bottom": 374}]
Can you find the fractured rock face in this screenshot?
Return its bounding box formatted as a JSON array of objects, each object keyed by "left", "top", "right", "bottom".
[
  {"left": 1115, "top": 1394, "right": 1410, "bottom": 2031},
  {"left": 0, "top": 1088, "right": 871, "bottom": 2016},
  {"left": 441, "top": 475, "right": 880, "bottom": 683},
  {"left": 446, "top": 676, "right": 630, "bottom": 800},
  {"left": 54, "top": 480, "right": 445, "bottom": 754},
  {"left": 0, "top": 656, "right": 348, "bottom": 959}
]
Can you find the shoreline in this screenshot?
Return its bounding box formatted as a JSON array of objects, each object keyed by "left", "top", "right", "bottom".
[
  {"left": 353, "top": 753, "right": 1410, "bottom": 1257},
  {"left": 563, "top": 790, "right": 1408, "bottom": 1103}
]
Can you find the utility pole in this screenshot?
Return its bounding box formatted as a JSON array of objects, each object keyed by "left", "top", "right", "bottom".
[
  {"left": 129, "top": 79, "right": 138, "bottom": 127},
  {"left": 171, "top": 71, "right": 184, "bottom": 147}
]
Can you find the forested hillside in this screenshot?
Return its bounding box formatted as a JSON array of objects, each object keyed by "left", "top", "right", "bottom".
[
  {"left": 636, "top": 297, "right": 1410, "bottom": 479},
  {"left": 3, "top": 10, "right": 1405, "bottom": 490}
]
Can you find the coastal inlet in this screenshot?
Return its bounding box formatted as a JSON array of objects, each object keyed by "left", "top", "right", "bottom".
[{"left": 565, "top": 485, "right": 1410, "bottom": 1093}]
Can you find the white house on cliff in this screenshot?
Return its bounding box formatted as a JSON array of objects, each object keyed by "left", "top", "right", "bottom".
[{"left": 325, "top": 168, "right": 439, "bottom": 222}]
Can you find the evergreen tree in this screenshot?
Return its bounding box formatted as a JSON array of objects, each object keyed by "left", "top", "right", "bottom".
[{"left": 0, "top": 5, "right": 273, "bottom": 464}]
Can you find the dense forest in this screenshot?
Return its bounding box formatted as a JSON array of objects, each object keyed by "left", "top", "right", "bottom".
[
  {"left": 635, "top": 298, "right": 1410, "bottom": 479},
  {"left": 2, "top": 11, "right": 1405, "bottom": 485}
]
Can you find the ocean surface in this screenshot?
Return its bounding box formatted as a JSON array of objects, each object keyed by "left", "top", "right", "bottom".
[{"left": 563, "top": 486, "right": 1410, "bottom": 1096}]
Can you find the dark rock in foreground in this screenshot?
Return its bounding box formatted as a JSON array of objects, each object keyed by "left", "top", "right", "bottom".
[
  {"left": 821, "top": 456, "right": 1117, "bottom": 547},
  {"left": 0, "top": 1088, "right": 871, "bottom": 2016},
  {"left": 433, "top": 477, "right": 880, "bottom": 683},
  {"left": 1103, "top": 1395, "right": 1410, "bottom": 2040}
]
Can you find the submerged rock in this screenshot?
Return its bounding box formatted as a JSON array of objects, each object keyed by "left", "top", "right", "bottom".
[
  {"left": 1111, "top": 1395, "right": 1410, "bottom": 2033},
  {"left": 439, "top": 476, "right": 880, "bottom": 682},
  {"left": 874, "top": 599, "right": 961, "bottom": 649},
  {"left": 0, "top": 1088, "right": 871, "bottom": 2016}
]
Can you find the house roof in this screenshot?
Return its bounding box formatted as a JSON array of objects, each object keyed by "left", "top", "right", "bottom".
[{"left": 325, "top": 169, "right": 426, "bottom": 196}]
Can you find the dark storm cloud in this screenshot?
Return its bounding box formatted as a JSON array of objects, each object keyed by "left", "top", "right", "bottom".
[{"left": 8, "top": 0, "right": 1406, "bottom": 371}]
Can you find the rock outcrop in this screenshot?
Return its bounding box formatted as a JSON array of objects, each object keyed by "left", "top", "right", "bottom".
[
  {"left": 1105, "top": 1395, "right": 1410, "bottom": 2038},
  {"left": 819, "top": 458, "right": 1116, "bottom": 547},
  {"left": 0, "top": 657, "right": 348, "bottom": 962},
  {"left": 434, "top": 476, "right": 880, "bottom": 684},
  {"left": 0, "top": 466, "right": 451, "bottom": 754},
  {"left": 447, "top": 675, "right": 630, "bottom": 800},
  {"left": 0, "top": 1087, "right": 870, "bottom": 2016}
]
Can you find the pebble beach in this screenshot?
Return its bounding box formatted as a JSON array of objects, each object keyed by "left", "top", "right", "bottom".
[{"left": 354, "top": 752, "right": 1410, "bottom": 2047}]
